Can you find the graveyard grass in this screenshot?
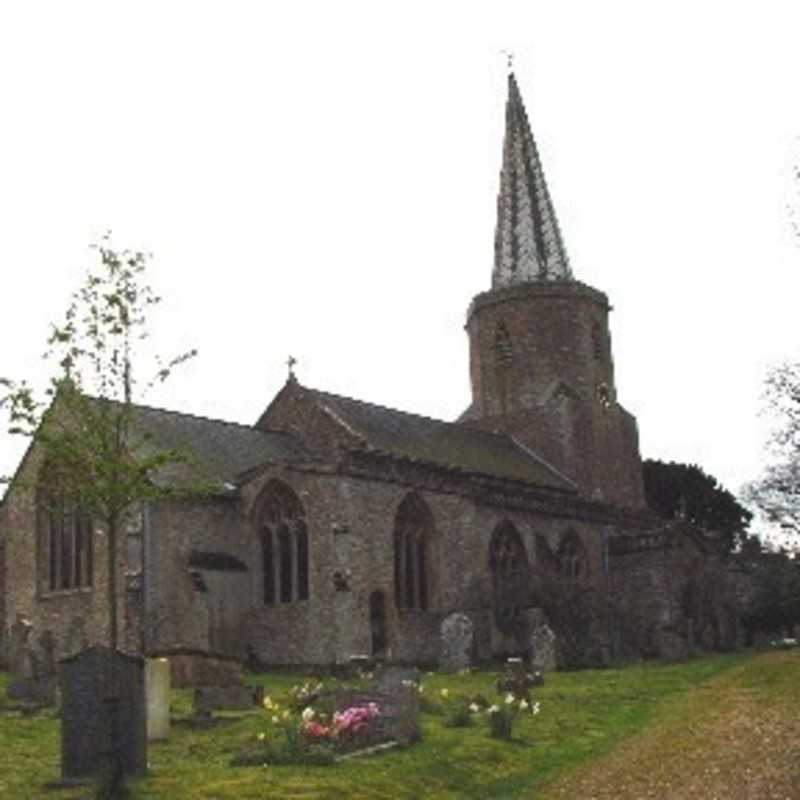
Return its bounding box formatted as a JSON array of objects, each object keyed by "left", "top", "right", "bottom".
[{"left": 0, "top": 650, "right": 797, "bottom": 799}]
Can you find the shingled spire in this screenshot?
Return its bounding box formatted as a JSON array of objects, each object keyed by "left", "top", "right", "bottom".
[{"left": 492, "top": 73, "right": 572, "bottom": 287}]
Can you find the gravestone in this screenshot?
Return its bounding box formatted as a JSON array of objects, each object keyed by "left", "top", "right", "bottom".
[
  {"left": 530, "top": 623, "right": 557, "bottom": 672},
  {"left": 440, "top": 612, "right": 473, "bottom": 671},
  {"left": 7, "top": 625, "right": 58, "bottom": 706},
  {"left": 59, "top": 647, "right": 147, "bottom": 779},
  {"left": 145, "top": 658, "right": 170, "bottom": 742},
  {"left": 7, "top": 616, "right": 33, "bottom": 676}
]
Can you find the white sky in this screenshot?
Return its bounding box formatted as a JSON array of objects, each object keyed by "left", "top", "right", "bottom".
[{"left": 2, "top": 1, "right": 800, "bottom": 501}]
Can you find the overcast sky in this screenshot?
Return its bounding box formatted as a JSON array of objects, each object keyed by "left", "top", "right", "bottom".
[{"left": 2, "top": 1, "right": 799, "bottom": 502}]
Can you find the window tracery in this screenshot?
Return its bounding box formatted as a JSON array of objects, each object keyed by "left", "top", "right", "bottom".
[
  {"left": 557, "top": 531, "right": 588, "bottom": 581},
  {"left": 489, "top": 521, "right": 529, "bottom": 635},
  {"left": 38, "top": 484, "right": 93, "bottom": 593},
  {"left": 394, "top": 493, "right": 434, "bottom": 611},
  {"left": 256, "top": 481, "right": 309, "bottom": 605}
]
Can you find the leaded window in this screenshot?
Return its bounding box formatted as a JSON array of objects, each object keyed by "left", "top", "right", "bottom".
[
  {"left": 394, "top": 493, "right": 435, "bottom": 611},
  {"left": 39, "top": 488, "right": 93, "bottom": 593},
  {"left": 257, "top": 481, "right": 309, "bottom": 605}
]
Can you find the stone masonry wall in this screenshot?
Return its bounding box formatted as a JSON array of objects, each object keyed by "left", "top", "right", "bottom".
[
  {"left": 2, "top": 444, "right": 133, "bottom": 670},
  {"left": 145, "top": 497, "right": 247, "bottom": 658},
  {"left": 240, "top": 460, "right": 636, "bottom": 667}
]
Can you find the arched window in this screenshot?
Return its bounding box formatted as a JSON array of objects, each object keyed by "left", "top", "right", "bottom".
[
  {"left": 489, "top": 521, "right": 529, "bottom": 634},
  {"left": 256, "top": 481, "right": 309, "bottom": 605},
  {"left": 38, "top": 482, "right": 93, "bottom": 593},
  {"left": 394, "top": 493, "right": 435, "bottom": 611},
  {"left": 557, "top": 531, "right": 588, "bottom": 581},
  {"left": 495, "top": 323, "right": 513, "bottom": 365},
  {"left": 494, "top": 323, "right": 514, "bottom": 413}
]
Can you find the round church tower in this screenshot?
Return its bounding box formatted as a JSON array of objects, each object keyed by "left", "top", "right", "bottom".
[{"left": 463, "top": 73, "right": 645, "bottom": 510}]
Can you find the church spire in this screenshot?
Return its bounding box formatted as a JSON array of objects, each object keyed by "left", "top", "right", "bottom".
[{"left": 492, "top": 72, "right": 572, "bottom": 287}]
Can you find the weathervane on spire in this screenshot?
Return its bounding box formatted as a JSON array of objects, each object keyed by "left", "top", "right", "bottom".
[
  {"left": 287, "top": 355, "right": 297, "bottom": 380},
  {"left": 501, "top": 49, "right": 515, "bottom": 74}
]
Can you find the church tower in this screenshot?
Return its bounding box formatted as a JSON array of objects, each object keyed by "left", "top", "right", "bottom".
[{"left": 463, "top": 72, "right": 645, "bottom": 510}]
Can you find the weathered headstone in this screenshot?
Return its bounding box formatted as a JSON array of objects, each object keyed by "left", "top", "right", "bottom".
[
  {"left": 440, "top": 612, "right": 473, "bottom": 671},
  {"left": 530, "top": 623, "right": 557, "bottom": 672},
  {"left": 145, "top": 658, "right": 170, "bottom": 742},
  {"left": 7, "top": 623, "right": 59, "bottom": 706},
  {"left": 7, "top": 616, "right": 33, "bottom": 677},
  {"left": 59, "top": 647, "right": 147, "bottom": 779}
]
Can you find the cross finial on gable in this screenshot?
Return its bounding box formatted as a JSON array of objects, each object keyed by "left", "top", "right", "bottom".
[{"left": 287, "top": 355, "right": 297, "bottom": 380}]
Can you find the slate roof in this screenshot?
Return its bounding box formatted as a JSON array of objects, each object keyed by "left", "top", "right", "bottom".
[
  {"left": 129, "top": 404, "right": 307, "bottom": 486},
  {"left": 493, "top": 72, "right": 572, "bottom": 287},
  {"left": 307, "top": 388, "right": 575, "bottom": 492}
]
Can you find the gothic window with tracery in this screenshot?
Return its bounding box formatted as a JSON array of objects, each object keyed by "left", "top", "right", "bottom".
[
  {"left": 557, "top": 531, "right": 588, "bottom": 581},
  {"left": 489, "top": 521, "right": 529, "bottom": 634},
  {"left": 38, "top": 482, "right": 93, "bottom": 593},
  {"left": 394, "top": 493, "right": 435, "bottom": 611},
  {"left": 256, "top": 480, "right": 309, "bottom": 605}
]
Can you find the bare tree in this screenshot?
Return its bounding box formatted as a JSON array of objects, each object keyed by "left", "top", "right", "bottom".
[{"left": 744, "top": 362, "right": 800, "bottom": 541}]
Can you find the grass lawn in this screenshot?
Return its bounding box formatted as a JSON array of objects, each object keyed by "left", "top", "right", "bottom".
[{"left": 0, "top": 652, "right": 764, "bottom": 799}]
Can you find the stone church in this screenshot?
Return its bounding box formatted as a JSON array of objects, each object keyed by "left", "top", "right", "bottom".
[{"left": 0, "top": 73, "right": 739, "bottom": 674}]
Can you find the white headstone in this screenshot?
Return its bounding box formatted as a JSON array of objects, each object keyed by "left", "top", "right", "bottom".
[{"left": 145, "top": 658, "right": 171, "bottom": 742}]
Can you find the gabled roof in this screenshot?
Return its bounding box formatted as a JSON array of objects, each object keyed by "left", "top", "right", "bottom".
[
  {"left": 129, "top": 404, "right": 307, "bottom": 487},
  {"left": 306, "top": 387, "right": 576, "bottom": 492}
]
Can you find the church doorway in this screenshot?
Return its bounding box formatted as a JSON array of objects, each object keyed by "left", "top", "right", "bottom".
[{"left": 369, "top": 591, "right": 388, "bottom": 657}]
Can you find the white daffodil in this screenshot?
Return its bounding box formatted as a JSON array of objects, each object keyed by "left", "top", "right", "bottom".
[
  {"left": 271, "top": 715, "right": 280, "bottom": 724},
  {"left": 488, "top": 704, "right": 500, "bottom": 714},
  {"left": 519, "top": 699, "right": 530, "bottom": 711},
  {"left": 301, "top": 707, "right": 315, "bottom": 722},
  {"left": 440, "top": 688, "right": 449, "bottom": 698},
  {"left": 505, "top": 693, "right": 515, "bottom": 705},
  {"left": 532, "top": 702, "right": 541, "bottom": 715},
  {"left": 257, "top": 732, "right": 266, "bottom": 741},
  {"left": 469, "top": 702, "right": 480, "bottom": 713}
]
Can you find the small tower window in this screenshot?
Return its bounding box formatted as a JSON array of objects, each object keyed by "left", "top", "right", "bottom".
[
  {"left": 495, "top": 324, "right": 513, "bottom": 365},
  {"left": 494, "top": 324, "right": 514, "bottom": 413},
  {"left": 591, "top": 321, "right": 606, "bottom": 361}
]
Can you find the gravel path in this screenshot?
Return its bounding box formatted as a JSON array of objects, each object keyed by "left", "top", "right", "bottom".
[{"left": 539, "top": 651, "right": 800, "bottom": 800}]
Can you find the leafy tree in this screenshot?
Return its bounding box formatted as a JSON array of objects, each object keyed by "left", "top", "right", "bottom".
[
  {"left": 0, "top": 234, "right": 197, "bottom": 795},
  {"left": 737, "top": 536, "right": 800, "bottom": 639},
  {"left": 642, "top": 459, "right": 752, "bottom": 551},
  {"left": 744, "top": 361, "right": 800, "bottom": 540}
]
